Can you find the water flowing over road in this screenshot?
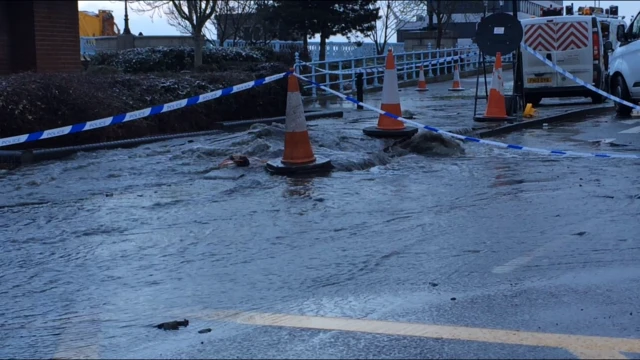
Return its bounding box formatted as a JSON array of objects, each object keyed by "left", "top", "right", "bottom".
[{"left": 2, "top": 89, "right": 640, "bottom": 359}]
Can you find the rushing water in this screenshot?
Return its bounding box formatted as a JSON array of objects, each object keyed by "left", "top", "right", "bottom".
[{"left": 1, "top": 112, "right": 639, "bottom": 358}]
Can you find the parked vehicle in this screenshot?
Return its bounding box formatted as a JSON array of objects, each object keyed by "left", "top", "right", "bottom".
[
  {"left": 607, "top": 8, "right": 640, "bottom": 116},
  {"left": 522, "top": 10, "right": 606, "bottom": 106},
  {"left": 79, "top": 10, "right": 120, "bottom": 37}
]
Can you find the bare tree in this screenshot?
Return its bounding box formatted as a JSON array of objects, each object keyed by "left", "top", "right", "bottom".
[
  {"left": 212, "top": 0, "right": 234, "bottom": 45},
  {"left": 421, "top": 0, "right": 457, "bottom": 49},
  {"left": 461, "top": 0, "right": 488, "bottom": 28},
  {"left": 230, "top": 1, "right": 259, "bottom": 45},
  {"left": 213, "top": 0, "right": 257, "bottom": 45},
  {"left": 132, "top": 1, "right": 218, "bottom": 66},
  {"left": 211, "top": 0, "right": 278, "bottom": 47},
  {"left": 251, "top": 0, "right": 280, "bottom": 45},
  {"left": 362, "top": 0, "right": 425, "bottom": 55}
]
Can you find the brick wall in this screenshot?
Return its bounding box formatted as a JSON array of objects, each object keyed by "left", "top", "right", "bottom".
[
  {"left": 9, "top": 1, "right": 37, "bottom": 73},
  {"left": 0, "top": 2, "right": 10, "bottom": 75},
  {"left": 33, "top": 1, "right": 81, "bottom": 73},
  {"left": 0, "top": 1, "right": 81, "bottom": 75}
]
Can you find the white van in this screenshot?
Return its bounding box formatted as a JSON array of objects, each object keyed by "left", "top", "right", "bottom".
[
  {"left": 607, "top": 10, "right": 640, "bottom": 116},
  {"left": 522, "top": 15, "right": 606, "bottom": 106},
  {"left": 598, "top": 17, "right": 626, "bottom": 92}
]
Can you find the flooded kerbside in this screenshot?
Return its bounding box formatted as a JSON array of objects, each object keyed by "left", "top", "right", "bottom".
[{"left": 1, "top": 112, "right": 639, "bottom": 359}]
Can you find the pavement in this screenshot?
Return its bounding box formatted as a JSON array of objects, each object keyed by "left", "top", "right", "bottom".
[
  {"left": 565, "top": 114, "right": 640, "bottom": 148},
  {"left": 303, "top": 70, "right": 615, "bottom": 135}
]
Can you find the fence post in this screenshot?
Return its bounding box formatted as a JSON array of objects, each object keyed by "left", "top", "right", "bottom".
[
  {"left": 403, "top": 53, "right": 408, "bottom": 81},
  {"left": 373, "top": 55, "right": 380, "bottom": 87},
  {"left": 311, "top": 65, "right": 317, "bottom": 98},
  {"left": 325, "top": 61, "right": 329, "bottom": 90},
  {"left": 338, "top": 61, "right": 344, "bottom": 93},
  {"left": 427, "top": 45, "right": 432, "bottom": 77},
  {"left": 436, "top": 48, "right": 440, "bottom": 76},
  {"left": 412, "top": 54, "right": 416, "bottom": 80},
  {"left": 294, "top": 52, "right": 300, "bottom": 74},
  {"left": 351, "top": 58, "right": 356, "bottom": 91},
  {"left": 356, "top": 71, "right": 364, "bottom": 110}
]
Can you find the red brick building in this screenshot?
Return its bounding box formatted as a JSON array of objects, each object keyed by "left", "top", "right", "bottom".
[{"left": 0, "top": 1, "right": 81, "bottom": 75}]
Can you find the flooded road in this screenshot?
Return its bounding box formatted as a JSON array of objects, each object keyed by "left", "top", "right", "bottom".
[{"left": 2, "top": 93, "right": 640, "bottom": 359}]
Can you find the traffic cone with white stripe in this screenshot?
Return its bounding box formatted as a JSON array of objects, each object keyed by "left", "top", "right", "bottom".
[
  {"left": 416, "top": 65, "right": 428, "bottom": 92},
  {"left": 473, "top": 53, "right": 516, "bottom": 122},
  {"left": 448, "top": 64, "right": 466, "bottom": 91},
  {"left": 363, "top": 48, "right": 418, "bottom": 138},
  {"left": 266, "top": 70, "right": 333, "bottom": 175}
]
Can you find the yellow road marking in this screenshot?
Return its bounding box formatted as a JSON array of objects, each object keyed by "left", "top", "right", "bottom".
[
  {"left": 52, "top": 344, "right": 100, "bottom": 360},
  {"left": 567, "top": 347, "right": 627, "bottom": 359},
  {"left": 197, "top": 310, "right": 640, "bottom": 359}
]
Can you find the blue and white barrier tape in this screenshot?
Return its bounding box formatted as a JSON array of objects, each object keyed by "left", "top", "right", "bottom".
[
  {"left": 521, "top": 43, "right": 640, "bottom": 111},
  {"left": 293, "top": 73, "right": 640, "bottom": 159},
  {"left": 0, "top": 71, "right": 292, "bottom": 148}
]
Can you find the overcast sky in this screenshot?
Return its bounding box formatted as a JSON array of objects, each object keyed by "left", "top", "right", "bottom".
[{"left": 78, "top": 1, "right": 639, "bottom": 43}]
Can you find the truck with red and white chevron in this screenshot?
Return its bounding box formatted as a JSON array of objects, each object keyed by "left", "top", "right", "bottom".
[{"left": 520, "top": 5, "right": 624, "bottom": 106}]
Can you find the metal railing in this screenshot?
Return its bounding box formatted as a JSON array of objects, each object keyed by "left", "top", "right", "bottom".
[
  {"left": 294, "top": 44, "right": 513, "bottom": 98},
  {"left": 207, "top": 40, "right": 405, "bottom": 61}
]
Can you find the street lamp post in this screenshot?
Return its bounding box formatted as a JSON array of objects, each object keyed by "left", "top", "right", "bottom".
[{"left": 123, "top": 0, "right": 132, "bottom": 35}]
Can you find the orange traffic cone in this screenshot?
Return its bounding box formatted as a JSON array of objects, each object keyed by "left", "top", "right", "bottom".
[
  {"left": 416, "top": 65, "right": 428, "bottom": 92},
  {"left": 266, "top": 70, "right": 332, "bottom": 175},
  {"left": 363, "top": 49, "right": 418, "bottom": 138},
  {"left": 473, "top": 53, "right": 515, "bottom": 122},
  {"left": 448, "top": 64, "right": 466, "bottom": 92}
]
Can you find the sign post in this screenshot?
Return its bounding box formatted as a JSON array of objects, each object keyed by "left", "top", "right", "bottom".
[{"left": 511, "top": 0, "right": 524, "bottom": 114}]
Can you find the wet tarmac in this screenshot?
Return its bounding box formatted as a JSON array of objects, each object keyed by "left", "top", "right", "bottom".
[
  {"left": 560, "top": 113, "right": 640, "bottom": 150},
  {"left": 1, "top": 77, "right": 639, "bottom": 359},
  {"left": 305, "top": 71, "right": 609, "bottom": 134}
]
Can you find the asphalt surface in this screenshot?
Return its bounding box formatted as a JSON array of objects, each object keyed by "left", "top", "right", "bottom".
[{"left": 1, "top": 72, "right": 639, "bottom": 359}]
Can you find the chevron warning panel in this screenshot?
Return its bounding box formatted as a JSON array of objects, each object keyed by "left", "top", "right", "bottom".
[
  {"left": 524, "top": 23, "right": 556, "bottom": 52},
  {"left": 524, "top": 22, "right": 590, "bottom": 52},
  {"left": 556, "top": 22, "right": 590, "bottom": 51}
]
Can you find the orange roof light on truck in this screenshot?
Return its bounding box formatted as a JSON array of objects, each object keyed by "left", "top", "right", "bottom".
[{"left": 567, "top": 3, "right": 622, "bottom": 19}]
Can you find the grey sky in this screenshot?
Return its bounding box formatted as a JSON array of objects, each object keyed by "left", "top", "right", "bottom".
[{"left": 78, "top": 1, "right": 639, "bottom": 42}]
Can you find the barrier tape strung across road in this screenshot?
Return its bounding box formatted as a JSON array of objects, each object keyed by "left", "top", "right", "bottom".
[
  {"left": 0, "top": 71, "right": 292, "bottom": 148},
  {"left": 293, "top": 73, "right": 640, "bottom": 159},
  {"left": 521, "top": 43, "right": 640, "bottom": 111}
]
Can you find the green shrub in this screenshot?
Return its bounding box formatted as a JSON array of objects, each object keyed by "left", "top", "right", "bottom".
[
  {"left": 90, "top": 46, "right": 266, "bottom": 74},
  {"left": 250, "top": 44, "right": 312, "bottom": 66},
  {"left": 0, "top": 65, "right": 291, "bottom": 149}
]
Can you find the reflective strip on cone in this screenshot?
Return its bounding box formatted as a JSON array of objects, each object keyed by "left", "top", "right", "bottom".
[
  {"left": 381, "top": 68, "right": 400, "bottom": 104},
  {"left": 417, "top": 66, "right": 427, "bottom": 90},
  {"left": 285, "top": 91, "right": 307, "bottom": 133},
  {"left": 451, "top": 65, "right": 462, "bottom": 89},
  {"left": 483, "top": 53, "right": 508, "bottom": 118},
  {"left": 377, "top": 50, "right": 405, "bottom": 130},
  {"left": 282, "top": 73, "right": 316, "bottom": 165}
]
